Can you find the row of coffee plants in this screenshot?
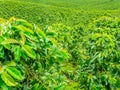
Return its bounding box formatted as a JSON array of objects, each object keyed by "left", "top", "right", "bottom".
[
  {"left": 0, "top": 16, "right": 120, "bottom": 90},
  {"left": 1, "top": 0, "right": 119, "bottom": 28},
  {"left": 44, "top": 16, "right": 120, "bottom": 89},
  {"left": 77, "top": 16, "right": 120, "bottom": 89}
]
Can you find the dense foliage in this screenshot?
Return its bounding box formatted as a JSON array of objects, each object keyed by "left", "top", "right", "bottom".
[
  {"left": 78, "top": 16, "right": 120, "bottom": 89},
  {"left": 0, "top": 0, "right": 120, "bottom": 90},
  {"left": 0, "top": 0, "right": 120, "bottom": 27},
  {"left": 0, "top": 18, "right": 70, "bottom": 89}
]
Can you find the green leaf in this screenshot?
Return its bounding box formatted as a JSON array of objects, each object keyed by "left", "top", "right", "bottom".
[
  {"left": 19, "top": 31, "right": 26, "bottom": 45},
  {"left": 7, "top": 61, "right": 16, "bottom": 67},
  {"left": 16, "top": 19, "right": 33, "bottom": 29},
  {"left": 1, "top": 39, "right": 19, "bottom": 45},
  {"left": 1, "top": 72, "right": 18, "bottom": 86},
  {"left": 12, "top": 25, "right": 34, "bottom": 34},
  {"left": 14, "top": 46, "right": 21, "bottom": 62},
  {"left": 0, "top": 37, "right": 4, "bottom": 43},
  {"left": 0, "top": 45, "right": 4, "bottom": 59},
  {"left": 58, "top": 50, "right": 69, "bottom": 59},
  {"left": 6, "top": 67, "right": 23, "bottom": 81},
  {"left": 46, "top": 31, "right": 56, "bottom": 37},
  {"left": 3, "top": 44, "right": 11, "bottom": 50},
  {"left": 22, "top": 45, "right": 36, "bottom": 59},
  {"left": 0, "top": 76, "right": 9, "bottom": 90},
  {"left": 36, "top": 28, "right": 46, "bottom": 39},
  {"left": 32, "top": 83, "right": 40, "bottom": 90},
  {"left": 24, "top": 32, "right": 38, "bottom": 42}
]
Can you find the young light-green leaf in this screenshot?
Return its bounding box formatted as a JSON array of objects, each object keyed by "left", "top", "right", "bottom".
[
  {"left": 1, "top": 39, "right": 19, "bottom": 45},
  {"left": 22, "top": 45, "right": 36, "bottom": 59},
  {"left": 12, "top": 25, "right": 34, "bottom": 34},
  {"left": 1, "top": 72, "right": 18, "bottom": 86},
  {"left": 6, "top": 67, "right": 23, "bottom": 81},
  {"left": 36, "top": 28, "right": 46, "bottom": 39}
]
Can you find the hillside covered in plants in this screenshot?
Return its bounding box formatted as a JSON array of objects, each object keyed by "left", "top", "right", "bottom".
[{"left": 0, "top": 0, "right": 120, "bottom": 90}]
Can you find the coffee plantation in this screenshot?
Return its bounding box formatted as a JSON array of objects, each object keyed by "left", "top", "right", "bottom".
[{"left": 0, "top": 0, "right": 120, "bottom": 90}]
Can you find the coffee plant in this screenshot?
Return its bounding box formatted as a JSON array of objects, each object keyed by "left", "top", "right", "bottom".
[
  {"left": 0, "top": 17, "right": 70, "bottom": 89},
  {"left": 78, "top": 16, "right": 120, "bottom": 90}
]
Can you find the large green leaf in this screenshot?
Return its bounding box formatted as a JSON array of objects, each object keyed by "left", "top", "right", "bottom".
[
  {"left": 1, "top": 72, "right": 18, "bottom": 86},
  {"left": 6, "top": 67, "right": 23, "bottom": 81},
  {"left": 12, "top": 25, "right": 34, "bottom": 34},
  {"left": 1, "top": 39, "right": 19, "bottom": 45},
  {"left": 22, "top": 45, "right": 36, "bottom": 59}
]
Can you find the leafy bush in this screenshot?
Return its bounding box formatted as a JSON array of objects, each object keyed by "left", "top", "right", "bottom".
[
  {"left": 78, "top": 16, "right": 120, "bottom": 89},
  {"left": 0, "top": 17, "right": 69, "bottom": 89}
]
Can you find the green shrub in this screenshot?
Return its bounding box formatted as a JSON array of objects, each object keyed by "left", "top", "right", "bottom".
[
  {"left": 78, "top": 16, "right": 120, "bottom": 90},
  {"left": 0, "top": 17, "right": 69, "bottom": 89}
]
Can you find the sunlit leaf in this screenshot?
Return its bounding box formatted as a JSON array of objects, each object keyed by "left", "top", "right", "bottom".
[
  {"left": 1, "top": 39, "right": 19, "bottom": 45},
  {"left": 22, "top": 45, "right": 36, "bottom": 59},
  {"left": 6, "top": 67, "right": 23, "bottom": 81},
  {"left": 1, "top": 72, "right": 18, "bottom": 86}
]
